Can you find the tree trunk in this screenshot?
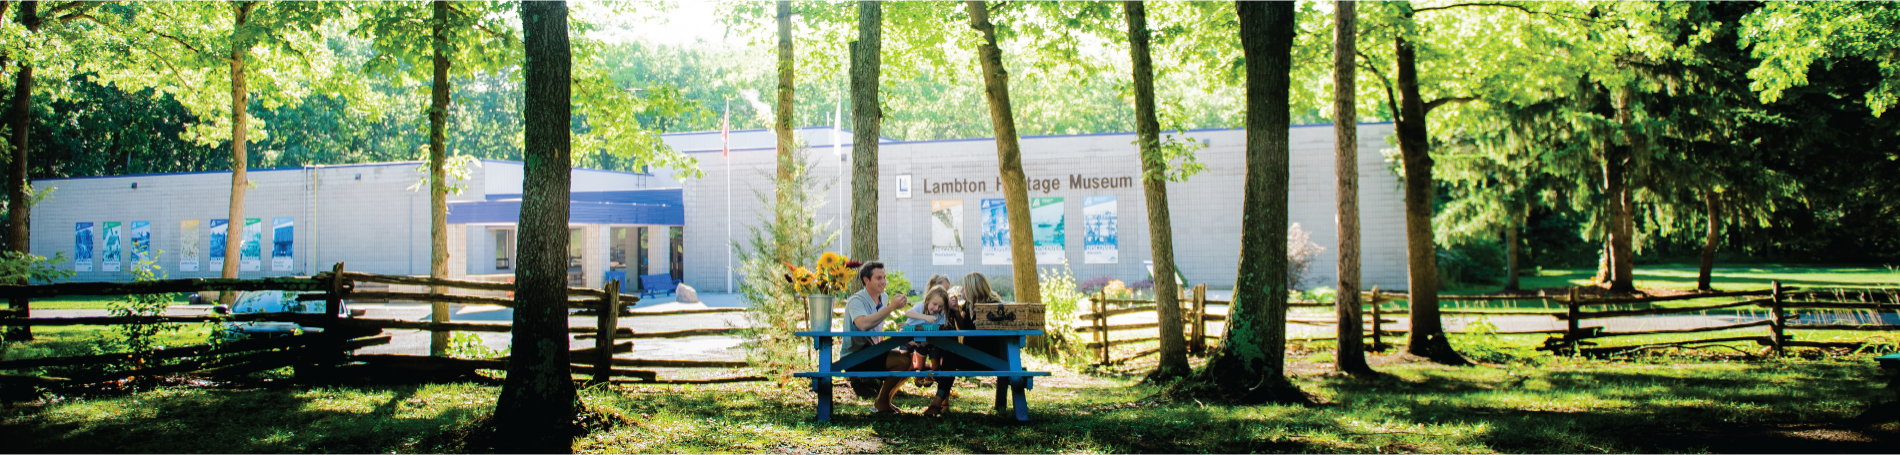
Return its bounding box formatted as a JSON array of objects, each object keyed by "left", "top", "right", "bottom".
[
  {"left": 1330, "top": 0, "right": 1370, "bottom": 376},
  {"left": 849, "top": 1, "right": 880, "bottom": 266},
  {"left": 3, "top": 0, "right": 36, "bottom": 342},
  {"left": 1697, "top": 190, "right": 1720, "bottom": 291},
  {"left": 1124, "top": 0, "right": 1187, "bottom": 382},
  {"left": 1503, "top": 216, "right": 1520, "bottom": 291},
  {"left": 1166, "top": 1, "right": 1306, "bottom": 404},
  {"left": 494, "top": 2, "right": 579, "bottom": 451},
  {"left": 774, "top": 0, "right": 794, "bottom": 252},
  {"left": 967, "top": 1, "right": 1040, "bottom": 306},
  {"left": 1393, "top": 17, "right": 1465, "bottom": 365},
  {"left": 1606, "top": 85, "right": 1636, "bottom": 293},
  {"left": 220, "top": 2, "right": 257, "bottom": 305},
  {"left": 428, "top": 0, "right": 453, "bottom": 356}
]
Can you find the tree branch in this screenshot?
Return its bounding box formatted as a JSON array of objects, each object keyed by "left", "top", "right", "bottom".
[
  {"left": 1357, "top": 50, "right": 1402, "bottom": 123},
  {"left": 1413, "top": 2, "right": 1599, "bottom": 23},
  {"left": 1425, "top": 97, "right": 1479, "bottom": 113}
]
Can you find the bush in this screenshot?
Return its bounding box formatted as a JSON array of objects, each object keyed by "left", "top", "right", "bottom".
[
  {"left": 1077, "top": 275, "right": 1117, "bottom": 295},
  {"left": 1033, "top": 265, "right": 1086, "bottom": 363},
  {"left": 1287, "top": 223, "right": 1325, "bottom": 291},
  {"left": 1438, "top": 239, "right": 1505, "bottom": 288},
  {"left": 735, "top": 143, "right": 839, "bottom": 382}
]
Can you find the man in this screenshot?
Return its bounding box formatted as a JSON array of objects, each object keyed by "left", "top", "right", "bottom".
[{"left": 841, "top": 261, "right": 912, "bottom": 413}]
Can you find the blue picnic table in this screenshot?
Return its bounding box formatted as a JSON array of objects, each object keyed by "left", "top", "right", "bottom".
[{"left": 793, "top": 329, "right": 1051, "bottom": 422}]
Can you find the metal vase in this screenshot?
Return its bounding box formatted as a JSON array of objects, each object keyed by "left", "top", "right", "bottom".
[{"left": 806, "top": 294, "right": 835, "bottom": 332}]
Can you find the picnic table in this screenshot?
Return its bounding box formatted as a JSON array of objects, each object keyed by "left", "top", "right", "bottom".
[{"left": 793, "top": 329, "right": 1050, "bottom": 422}]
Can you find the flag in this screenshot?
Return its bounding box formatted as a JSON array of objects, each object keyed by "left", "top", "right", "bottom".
[{"left": 721, "top": 102, "right": 731, "bottom": 158}]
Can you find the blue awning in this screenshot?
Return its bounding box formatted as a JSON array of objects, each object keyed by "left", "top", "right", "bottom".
[{"left": 449, "top": 188, "right": 684, "bottom": 226}]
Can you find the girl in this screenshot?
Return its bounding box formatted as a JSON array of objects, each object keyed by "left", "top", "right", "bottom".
[{"left": 903, "top": 287, "right": 953, "bottom": 384}]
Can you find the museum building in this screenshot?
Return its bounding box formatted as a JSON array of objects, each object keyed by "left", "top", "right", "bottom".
[{"left": 32, "top": 123, "right": 1407, "bottom": 293}]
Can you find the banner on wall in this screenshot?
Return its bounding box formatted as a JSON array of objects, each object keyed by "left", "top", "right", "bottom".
[
  {"left": 74, "top": 223, "right": 93, "bottom": 272},
  {"left": 180, "top": 220, "right": 200, "bottom": 272},
  {"left": 981, "top": 198, "right": 1010, "bottom": 265},
  {"left": 240, "top": 218, "right": 262, "bottom": 272},
  {"left": 130, "top": 221, "right": 152, "bottom": 266},
  {"left": 1031, "top": 197, "right": 1065, "bottom": 264},
  {"left": 1083, "top": 196, "right": 1119, "bottom": 264},
  {"left": 930, "top": 200, "right": 964, "bottom": 265},
  {"left": 209, "top": 219, "right": 228, "bottom": 270},
  {"left": 271, "top": 217, "right": 294, "bottom": 271},
  {"left": 102, "top": 221, "right": 122, "bottom": 272}
]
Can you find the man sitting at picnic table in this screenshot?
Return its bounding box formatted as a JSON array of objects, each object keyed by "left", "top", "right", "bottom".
[{"left": 841, "top": 261, "right": 956, "bottom": 415}]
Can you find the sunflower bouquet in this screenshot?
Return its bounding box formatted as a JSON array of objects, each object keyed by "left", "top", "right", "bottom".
[{"left": 784, "top": 252, "right": 860, "bottom": 297}]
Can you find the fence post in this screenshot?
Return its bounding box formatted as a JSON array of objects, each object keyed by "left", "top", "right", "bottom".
[
  {"left": 1102, "top": 291, "right": 1109, "bottom": 365},
  {"left": 1566, "top": 287, "right": 1581, "bottom": 353},
  {"left": 1191, "top": 284, "right": 1207, "bottom": 356},
  {"left": 1369, "top": 287, "right": 1381, "bottom": 352},
  {"left": 596, "top": 279, "right": 621, "bottom": 384},
  {"left": 305, "top": 262, "right": 349, "bottom": 380},
  {"left": 1770, "top": 280, "right": 1785, "bottom": 357}
]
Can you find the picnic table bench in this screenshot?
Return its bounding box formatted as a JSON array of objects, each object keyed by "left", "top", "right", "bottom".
[{"left": 793, "top": 329, "right": 1050, "bottom": 422}]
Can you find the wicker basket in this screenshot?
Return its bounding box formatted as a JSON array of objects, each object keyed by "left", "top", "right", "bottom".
[{"left": 970, "top": 302, "right": 1045, "bottom": 330}]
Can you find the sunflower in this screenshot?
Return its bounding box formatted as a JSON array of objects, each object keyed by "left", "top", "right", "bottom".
[{"left": 818, "top": 252, "right": 843, "bottom": 269}]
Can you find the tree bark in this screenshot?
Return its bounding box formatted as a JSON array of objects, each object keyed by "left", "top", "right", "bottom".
[
  {"left": 428, "top": 0, "right": 453, "bottom": 356},
  {"left": 849, "top": 1, "right": 879, "bottom": 266},
  {"left": 494, "top": 2, "right": 579, "bottom": 451},
  {"left": 1697, "top": 190, "right": 1720, "bottom": 291},
  {"left": 1124, "top": 0, "right": 1187, "bottom": 382},
  {"left": 967, "top": 1, "right": 1040, "bottom": 305},
  {"left": 1330, "top": 0, "right": 1371, "bottom": 376},
  {"left": 1166, "top": 1, "right": 1306, "bottom": 404},
  {"left": 3, "top": 0, "right": 37, "bottom": 342},
  {"left": 220, "top": 2, "right": 258, "bottom": 305},
  {"left": 774, "top": 0, "right": 794, "bottom": 234},
  {"left": 1393, "top": 12, "right": 1465, "bottom": 365},
  {"left": 1607, "top": 84, "right": 1636, "bottom": 293}
]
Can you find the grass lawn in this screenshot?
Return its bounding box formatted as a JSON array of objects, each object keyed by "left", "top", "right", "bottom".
[
  {"left": 4, "top": 345, "right": 1896, "bottom": 453},
  {"left": 21, "top": 295, "right": 189, "bottom": 310},
  {"left": 1443, "top": 264, "right": 1900, "bottom": 295}
]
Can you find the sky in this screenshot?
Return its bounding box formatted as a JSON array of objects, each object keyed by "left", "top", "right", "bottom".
[{"left": 582, "top": 1, "right": 742, "bottom": 47}]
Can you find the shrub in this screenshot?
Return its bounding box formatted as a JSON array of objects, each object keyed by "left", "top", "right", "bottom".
[
  {"left": 735, "top": 143, "right": 839, "bottom": 382},
  {"left": 1077, "top": 275, "right": 1117, "bottom": 295},
  {"left": 1034, "top": 265, "right": 1086, "bottom": 363},
  {"left": 1287, "top": 223, "right": 1326, "bottom": 291}
]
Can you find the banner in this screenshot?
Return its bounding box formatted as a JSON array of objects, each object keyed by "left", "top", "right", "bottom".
[
  {"left": 1083, "top": 196, "right": 1119, "bottom": 264},
  {"left": 271, "top": 217, "right": 294, "bottom": 271},
  {"left": 981, "top": 198, "right": 1010, "bottom": 265},
  {"left": 74, "top": 223, "right": 93, "bottom": 272},
  {"left": 930, "top": 200, "right": 964, "bottom": 265},
  {"left": 179, "top": 220, "right": 200, "bottom": 272},
  {"left": 130, "top": 221, "right": 152, "bottom": 266},
  {"left": 240, "top": 218, "right": 262, "bottom": 272},
  {"left": 209, "top": 219, "right": 227, "bottom": 270},
  {"left": 102, "top": 221, "right": 122, "bottom": 272},
  {"left": 1031, "top": 197, "right": 1065, "bottom": 264}
]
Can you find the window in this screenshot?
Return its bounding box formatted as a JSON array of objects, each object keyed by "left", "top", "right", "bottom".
[
  {"left": 494, "top": 229, "right": 514, "bottom": 270},
  {"left": 609, "top": 227, "right": 628, "bottom": 271},
  {"left": 568, "top": 228, "right": 584, "bottom": 270}
]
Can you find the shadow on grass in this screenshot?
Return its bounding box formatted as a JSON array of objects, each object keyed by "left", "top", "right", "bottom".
[{"left": 1, "top": 384, "right": 489, "bottom": 453}]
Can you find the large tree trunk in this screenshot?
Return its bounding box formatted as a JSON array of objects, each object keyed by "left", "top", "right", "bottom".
[
  {"left": 1166, "top": 1, "right": 1305, "bottom": 404},
  {"left": 1330, "top": 0, "right": 1371, "bottom": 376},
  {"left": 774, "top": 0, "right": 794, "bottom": 250},
  {"left": 1606, "top": 85, "right": 1636, "bottom": 293},
  {"left": 1697, "top": 190, "right": 1720, "bottom": 291},
  {"left": 1393, "top": 20, "right": 1466, "bottom": 365},
  {"left": 849, "top": 1, "right": 879, "bottom": 266},
  {"left": 1124, "top": 0, "right": 1187, "bottom": 382},
  {"left": 3, "top": 0, "right": 36, "bottom": 342},
  {"left": 494, "top": 2, "right": 579, "bottom": 451},
  {"left": 220, "top": 2, "right": 257, "bottom": 305},
  {"left": 967, "top": 1, "right": 1040, "bottom": 306},
  {"left": 428, "top": 0, "right": 453, "bottom": 356}
]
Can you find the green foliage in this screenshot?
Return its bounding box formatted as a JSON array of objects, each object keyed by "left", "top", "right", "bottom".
[
  {"left": 1437, "top": 239, "right": 1506, "bottom": 289},
  {"left": 884, "top": 269, "right": 914, "bottom": 297},
  {"left": 1032, "top": 264, "right": 1086, "bottom": 363},
  {"left": 445, "top": 332, "right": 502, "bottom": 360},
  {"left": 108, "top": 253, "right": 182, "bottom": 375},
  {"left": 0, "top": 251, "right": 74, "bottom": 284},
  {"left": 1450, "top": 317, "right": 1540, "bottom": 365},
  {"left": 734, "top": 142, "right": 836, "bottom": 381},
  {"left": 1740, "top": 2, "right": 1900, "bottom": 116}
]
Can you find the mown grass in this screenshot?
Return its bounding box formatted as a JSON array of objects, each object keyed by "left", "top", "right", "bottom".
[
  {"left": 4, "top": 345, "right": 1895, "bottom": 453},
  {"left": 1, "top": 324, "right": 220, "bottom": 375},
  {"left": 1443, "top": 265, "right": 1900, "bottom": 295}
]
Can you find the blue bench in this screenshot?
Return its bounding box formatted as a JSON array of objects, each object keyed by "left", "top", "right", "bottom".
[
  {"left": 794, "top": 330, "right": 1049, "bottom": 422},
  {"left": 639, "top": 273, "right": 677, "bottom": 299}
]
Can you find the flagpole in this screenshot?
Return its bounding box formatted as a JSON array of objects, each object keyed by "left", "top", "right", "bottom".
[
  {"left": 833, "top": 84, "right": 844, "bottom": 256},
  {"left": 724, "top": 99, "right": 733, "bottom": 293}
]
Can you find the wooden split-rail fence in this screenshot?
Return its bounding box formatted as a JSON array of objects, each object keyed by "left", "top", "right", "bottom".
[
  {"left": 1083, "top": 282, "right": 1900, "bottom": 365},
  {"left": 0, "top": 262, "right": 761, "bottom": 388}
]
